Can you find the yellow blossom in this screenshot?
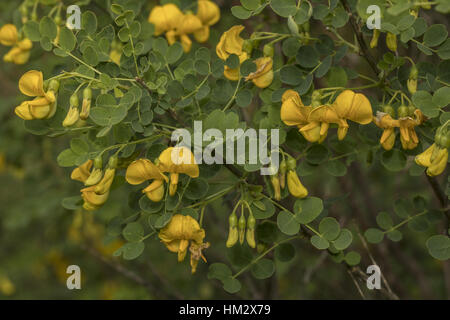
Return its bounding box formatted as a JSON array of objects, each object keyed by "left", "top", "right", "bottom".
[
  {"left": 194, "top": 0, "right": 220, "bottom": 43},
  {"left": 216, "top": 25, "right": 248, "bottom": 81},
  {"left": 287, "top": 170, "right": 308, "bottom": 198},
  {"left": 158, "top": 147, "right": 199, "bottom": 196},
  {"left": 15, "top": 70, "right": 58, "bottom": 120},
  {"left": 398, "top": 109, "right": 425, "bottom": 150},
  {"left": 373, "top": 112, "right": 400, "bottom": 150},
  {"left": 280, "top": 89, "right": 323, "bottom": 143},
  {"left": 415, "top": 143, "right": 448, "bottom": 176},
  {"left": 125, "top": 159, "right": 168, "bottom": 202},
  {"left": 148, "top": 4, "right": 183, "bottom": 36},
  {"left": 158, "top": 214, "right": 208, "bottom": 273},
  {"left": 0, "top": 24, "right": 18, "bottom": 46},
  {"left": 245, "top": 56, "right": 274, "bottom": 88},
  {"left": 333, "top": 90, "right": 373, "bottom": 140},
  {"left": 168, "top": 13, "right": 203, "bottom": 53},
  {"left": 71, "top": 160, "right": 93, "bottom": 183},
  {"left": 3, "top": 38, "right": 32, "bottom": 64}
]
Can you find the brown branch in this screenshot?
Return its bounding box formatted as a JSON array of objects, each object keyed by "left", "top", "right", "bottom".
[{"left": 340, "top": 0, "right": 379, "bottom": 76}]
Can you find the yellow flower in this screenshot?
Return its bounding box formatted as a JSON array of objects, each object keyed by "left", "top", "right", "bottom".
[
  {"left": 415, "top": 143, "right": 448, "bottom": 176},
  {"left": 398, "top": 109, "right": 425, "bottom": 150},
  {"left": 158, "top": 147, "right": 199, "bottom": 196},
  {"left": 148, "top": 4, "right": 183, "bottom": 36},
  {"left": 158, "top": 214, "right": 208, "bottom": 273},
  {"left": 287, "top": 170, "right": 308, "bottom": 198},
  {"left": 3, "top": 38, "right": 32, "bottom": 64},
  {"left": 194, "top": 0, "right": 220, "bottom": 43},
  {"left": 306, "top": 104, "right": 345, "bottom": 141},
  {"left": 333, "top": 90, "right": 373, "bottom": 140},
  {"left": 14, "top": 70, "right": 58, "bottom": 120},
  {"left": 71, "top": 160, "right": 93, "bottom": 183},
  {"left": 0, "top": 24, "right": 18, "bottom": 46},
  {"left": 109, "top": 49, "right": 121, "bottom": 65},
  {"left": 125, "top": 159, "right": 168, "bottom": 202},
  {"left": 245, "top": 57, "right": 274, "bottom": 88},
  {"left": 386, "top": 32, "right": 397, "bottom": 52},
  {"left": 373, "top": 112, "right": 399, "bottom": 150},
  {"left": 216, "top": 25, "right": 248, "bottom": 81},
  {"left": 370, "top": 29, "right": 380, "bottom": 48},
  {"left": 168, "top": 13, "right": 203, "bottom": 53},
  {"left": 280, "top": 90, "right": 323, "bottom": 143}
]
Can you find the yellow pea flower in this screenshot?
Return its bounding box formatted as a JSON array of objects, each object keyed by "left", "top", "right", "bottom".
[
  {"left": 333, "top": 90, "right": 373, "bottom": 140},
  {"left": 287, "top": 170, "right": 308, "bottom": 198},
  {"left": 307, "top": 104, "right": 345, "bottom": 141},
  {"left": 169, "top": 13, "right": 203, "bottom": 53},
  {"left": 158, "top": 147, "right": 199, "bottom": 196},
  {"left": 148, "top": 4, "right": 183, "bottom": 36},
  {"left": 158, "top": 214, "right": 207, "bottom": 273},
  {"left": 415, "top": 143, "right": 448, "bottom": 176},
  {"left": 373, "top": 112, "right": 400, "bottom": 150},
  {"left": 0, "top": 24, "right": 18, "bottom": 46},
  {"left": 216, "top": 25, "right": 248, "bottom": 81},
  {"left": 15, "top": 70, "right": 58, "bottom": 120},
  {"left": 386, "top": 32, "right": 397, "bottom": 52},
  {"left": 245, "top": 57, "right": 274, "bottom": 88},
  {"left": 280, "top": 89, "right": 323, "bottom": 143},
  {"left": 125, "top": 158, "right": 168, "bottom": 202},
  {"left": 194, "top": 0, "right": 220, "bottom": 43},
  {"left": 370, "top": 29, "right": 380, "bottom": 48},
  {"left": 81, "top": 185, "right": 110, "bottom": 210},
  {"left": 4, "top": 38, "right": 32, "bottom": 64},
  {"left": 398, "top": 109, "right": 425, "bottom": 150},
  {"left": 71, "top": 160, "right": 93, "bottom": 183}
]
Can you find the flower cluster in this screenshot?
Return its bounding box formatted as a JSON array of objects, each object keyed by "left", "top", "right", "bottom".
[
  {"left": 158, "top": 214, "right": 209, "bottom": 274},
  {"left": 71, "top": 156, "right": 117, "bottom": 211},
  {"left": 125, "top": 147, "right": 199, "bottom": 201},
  {"left": 281, "top": 89, "right": 373, "bottom": 143},
  {"left": 148, "top": 0, "right": 220, "bottom": 53},
  {"left": 15, "top": 70, "right": 59, "bottom": 120},
  {"left": 216, "top": 25, "right": 274, "bottom": 88},
  {"left": 373, "top": 107, "right": 425, "bottom": 150},
  {"left": 0, "top": 24, "right": 32, "bottom": 64}
]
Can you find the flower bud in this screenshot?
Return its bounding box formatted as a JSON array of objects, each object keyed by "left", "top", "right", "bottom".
[
  {"left": 263, "top": 44, "right": 274, "bottom": 57},
  {"left": 287, "top": 170, "right": 308, "bottom": 198},
  {"left": 80, "top": 87, "right": 92, "bottom": 120},
  {"left": 84, "top": 168, "right": 103, "bottom": 186},
  {"left": 287, "top": 15, "right": 300, "bottom": 37},
  {"left": 70, "top": 93, "right": 79, "bottom": 107},
  {"left": 370, "top": 29, "right": 380, "bottom": 48},
  {"left": 226, "top": 212, "right": 238, "bottom": 248},
  {"left": 270, "top": 175, "right": 281, "bottom": 201},
  {"left": 246, "top": 213, "right": 256, "bottom": 248},
  {"left": 257, "top": 243, "right": 266, "bottom": 253},
  {"left": 311, "top": 90, "right": 322, "bottom": 107},
  {"left": 48, "top": 79, "right": 60, "bottom": 93},
  {"left": 238, "top": 213, "right": 246, "bottom": 245},
  {"left": 407, "top": 79, "right": 417, "bottom": 94},
  {"left": 62, "top": 106, "right": 79, "bottom": 127},
  {"left": 279, "top": 159, "right": 287, "bottom": 189},
  {"left": 397, "top": 105, "right": 409, "bottom": 118},
  {"left": 286, "top": 157, "right": 296, "bottom": 171},
  {"left": 108, "top": 155, "right": 118, "bottom": 169},
  {"left": 383, "top": 105, "right": 395, "bottom": 118},
  {"left": 386, "top": 32, "right": 397, "bottom": 52}
]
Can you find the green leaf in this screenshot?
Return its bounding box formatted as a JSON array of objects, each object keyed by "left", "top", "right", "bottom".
[
  {"left": 332, "top": 229, "right": 353, "bottom": 250},
  {"left": 222, "top": 278, "right": 242, "bottom": 293},
  {"left": 437, "top": 39, "right": 450, "bottom": 60},
  {"left": 324, "top": 160, "right": 347, "bottom": 176},
  {"left": 241, "top": 0, "right": 261, "bottom": 10},
  {"left": 423, "top": 24, "right": 448, "bottom": 47},
  {"left": 251, "top": 258, "right": 275, "bottom": 279},
  {"left": 167, "top": 42, "right": 183, "bottom": 64},
  {"left": 381, "top": 149, "right": 407, "bottom": 172},
  {"left": 344, "top": 251, "right": 361, "bottom": 266},
  {"left": 432, "top": 87, "right": 450, "bottom": 108},
  {"left": 412, "top": 90, "right": 440, "bottom": 118},
  {"left": 306, "top": 144, "right": 329, "bottom": 164},
  {"left": 82, "top": 11, "right": 98, "bottom": 34},
  {"left": 236, "top": 89, "right": 253, "bottom": 107},
  {"left": 310, "top": 235, "right": 330, "bottom": 250},
  {"left": 319, "top": 217, "right": 340, "bottom": 241},
  {"left": 326, "top": 66, "right": 348, "bottom": 87},
  {"left": 364, "top": 228, "right": 384, "bottom": 244},
  {"left": 294, "top": 197, "right": 323, "bottom": 224},
  {"left": 275, "top": 243, "right": 295, "bottom": 262},
  {"left": 231, "top": 6, "right": 252, "bottom": 19},
  {"left": 185, "top": 178, "right": 209, "bottom": 200},
  {"left": 296, "top": 46, "right": 319, "bottom": 68},
  {"left": 114, "top": 242, "right": 145, "bottom": 260},
  {"left": 39, "top": 16, "right": 57, "bottom": 40},
  {"left": 280, "top": 65, "right": 303, "bottom": 85},
  {"left": 24, "top": 21, "right": 40, "bottom": 41},
  {"left": 386, "top": 230, "right": 403, "bottom": 242},
  {"left": 426, "top": 235, "right": 450, "bottom": 260},
  {"left": 82, "top": 46, "right": 99, "bottom": 66},
  {"left": 122, "top": 222, "right": 144, "bottom": 242},
  {"left": 376, "top": 212, "right": 393, "bottom": 230},
  {"left": 277, "top": 211, "right": 301, "bottom": 235},
  {"left": 270, "top": 0, "right": 297, "bottom": 17},
  {"left": 58, "top": 27, "right": 77, "bottom": 52},
  {"left": 251, "top": 198, "right": 275, "bottom": 219}
]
